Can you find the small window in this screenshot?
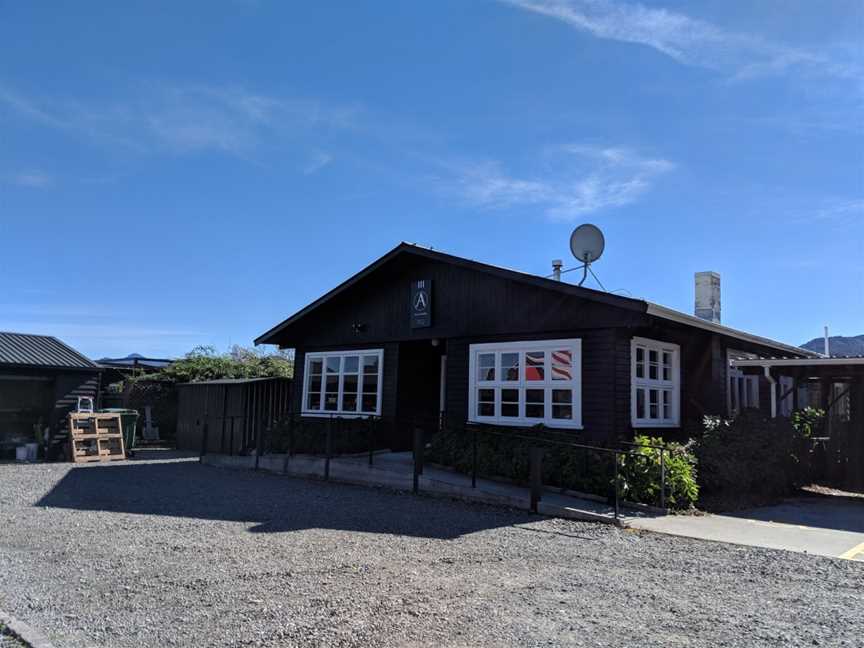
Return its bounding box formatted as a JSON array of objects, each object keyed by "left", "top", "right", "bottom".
[
  {"left": 551, "top": 350, "right": 572, "bottom": 380},
  {"left": 303, "top": 349, "right": 383, "bottom": 417},
  {"left": 501, "top": 388, "right": 519, "bottom": 417},
  {"left": 477, "top": 388, "right": 495, "bottom": 417},
  {"left": 552, "top": 389, "right": 572, "bottom": 419},
  {"left": 525, "top": 389, "right": 544, "bottom": 418},
  {"left": 631, "top": 337, "right": 680, "bottom": 427},
  {"left": 502, "top": 352, "right": 519, "bottom": 382},
  {"left": 478, "top": 353, "right": 495, "bottom": 382},
  {"left": 525, "top": 352, "right": 545, "bottom": 381}
]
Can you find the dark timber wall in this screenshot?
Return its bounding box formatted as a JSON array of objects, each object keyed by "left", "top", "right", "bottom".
[{"left": 274, "top": 250, "right": 803, "bottom": 444}]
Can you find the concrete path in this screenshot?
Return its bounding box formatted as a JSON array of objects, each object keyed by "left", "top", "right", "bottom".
[
  {"left": 629, "top": 497, "right": 864, "bottom": 561},
  {"left": 201, "top": 450, "right": 654, "bottom": 526}
]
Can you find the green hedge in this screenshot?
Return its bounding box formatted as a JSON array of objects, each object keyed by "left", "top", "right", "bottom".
[
  {"left": 695, "top": 411, "right": 810, "bottom": 510},
  {"left": 426, "top": 426, "right": 698, "bottom": 510}
]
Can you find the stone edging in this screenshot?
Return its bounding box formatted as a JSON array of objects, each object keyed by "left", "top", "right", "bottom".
[{"left": 0, "top": 611, "right": 58, "bottom": 648}]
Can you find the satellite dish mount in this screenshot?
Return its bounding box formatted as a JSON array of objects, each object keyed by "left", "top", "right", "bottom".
[{"left": 569, "top": 224, "right": 605, "bottom": 287}]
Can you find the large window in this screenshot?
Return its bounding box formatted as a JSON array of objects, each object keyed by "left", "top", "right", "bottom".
[
  {"left": 631, "top": 337, "right": 680, "bottom": 427},
  {"left": 468, "top": 339, "right": 582, "bottom": 429},
  {"left": 302, "top": 349, "right": 383, "bottom": 416}
]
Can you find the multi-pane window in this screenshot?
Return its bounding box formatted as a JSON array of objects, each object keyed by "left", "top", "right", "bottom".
[
  {"left": 303, "top": 349, "right": 383, "bottom": 416},
  {"left": 468, "top": 339, "right": 582, "bottom": 429},
  {"left": 631, "top": 337, "right": 680, "bottom": 427},
  {"left": 728, "top": 368, "right": 760, "bottom": 418}
]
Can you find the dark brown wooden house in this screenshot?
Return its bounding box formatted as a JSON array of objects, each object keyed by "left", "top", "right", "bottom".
[{"left": 255, "top": 243, "right": 816, "bottom": 447}]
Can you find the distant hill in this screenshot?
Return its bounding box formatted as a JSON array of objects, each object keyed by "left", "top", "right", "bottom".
[{"left": 800, "top": 334, "right": 864, "bottom": 357}]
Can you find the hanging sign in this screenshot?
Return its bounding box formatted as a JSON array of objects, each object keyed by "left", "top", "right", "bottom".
[{"left": 410, "top": 279, "right": 432, "bottom": 329}]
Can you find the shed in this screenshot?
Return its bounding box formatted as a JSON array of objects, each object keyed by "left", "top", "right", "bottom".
[
  {"left": 175, "top": 377, "right": 292, "bottom": 453},
  {"left": 0, "top": 332, "right": 101, "bottom": 457}
]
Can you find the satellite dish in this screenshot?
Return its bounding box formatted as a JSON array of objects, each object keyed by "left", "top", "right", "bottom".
[{"left": 569, "top": 224, "right": 605, "bottom": 264}]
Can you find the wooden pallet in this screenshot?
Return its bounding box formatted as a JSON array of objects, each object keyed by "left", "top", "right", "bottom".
[{"left": 69, "top": 413, "right": 126, "bottom": 463}]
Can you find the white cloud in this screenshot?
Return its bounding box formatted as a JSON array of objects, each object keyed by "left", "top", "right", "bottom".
[
  {"left": 442, "top": 144, "right": 674, "bottom": 219},
  {"left": 4, "top": 171, "right": 52, "bottom": 188},
  {"left": 0, "top": 83, "right": 359, "bottom": 159},
  {"left": 502, "top": 0, "right": 861, "bottom": 81}
]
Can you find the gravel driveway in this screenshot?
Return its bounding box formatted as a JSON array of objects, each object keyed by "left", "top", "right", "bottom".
[{"left": 0, "top": 456, "right": 861, "bottom": 647}]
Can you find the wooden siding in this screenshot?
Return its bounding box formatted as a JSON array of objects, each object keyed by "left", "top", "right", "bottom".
[{"left": 274, "top": 253, "right": 804, "bottom": 444}]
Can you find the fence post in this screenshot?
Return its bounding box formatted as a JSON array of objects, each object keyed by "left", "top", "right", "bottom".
[
  {"left": 325, "top": 415, "right": 332, "bottom": 481},
  {"left": 199, "top": 420, "right": 209, "bottom": 461},
  {"left": 613, "top": 452, "right": 620, "bottom": 520},
  {"left": 529, "top": 447, "right": 544, "bottom": 513},
  {"left": 229, "top": 417, "right": 235, "bottom": 457},
  {"left": 288, "top": 414, "right": 295, "bottom": 458},
  {"left": 659, "top": 447, "right": 666, "bottom": 510},
  {"left": 471, "top": 425, "right": 478, "bottom": 489},
  {"left": 413, "top": 426, "right": 424, "bottom": 494},
  {"left": 368, "top": 417, "right": 374, "bottom": 467},
  {"left": 255, "top": 417, "right": 262, "bottom": 471}
]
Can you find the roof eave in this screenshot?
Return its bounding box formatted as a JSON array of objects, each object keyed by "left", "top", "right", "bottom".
[{"left": 645, "top": 303, "right": 819, "bottom": 358}]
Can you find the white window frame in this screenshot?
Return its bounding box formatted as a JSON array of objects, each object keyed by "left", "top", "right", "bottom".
[
  {"left": 728, "top": 368, "right": 760, "bottom": 417},
  {"left": 631, "top": 337, "right": 680, "bottom": 428},
  {"left": 468, "top": 339, "right": 582, "bottom": 430},
  {"left": 302, "top": 349, "right": 383, "bottom": 417},
  {"left": 727, "top": 349, "right": 760, "bottom": 418}
]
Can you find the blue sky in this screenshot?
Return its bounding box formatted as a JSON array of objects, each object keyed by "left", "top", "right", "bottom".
[{"left": 1, "top": 0, "right": 861, "bottom": 359}]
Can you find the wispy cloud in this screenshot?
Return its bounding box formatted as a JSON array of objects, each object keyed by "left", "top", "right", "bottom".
[
  {"left": 3, "top": 171, "right": 52, "bottom": 188},
  {"left": 302, "top": 150, "right": 333, "bottom": 175},
  {"left": 797, "top": 198, "right": 864, "bottom": 226},
  {"left": 438, "top": 144, "right": 674, "bottom": 220},
  {"left": 502, "top": 0, "right": 861, "bottom": 81},
  {"left": 0, "top": 83, "right": 359, "bottom": 159}
]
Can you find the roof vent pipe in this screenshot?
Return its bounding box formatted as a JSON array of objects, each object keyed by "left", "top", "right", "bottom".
[
  {"left": 824, "top": 325, "right": 830, "bottom": 357},
  {"left": 695, "top": 271, "right": 721, "bottom": 324},
  {"left": 552, "top": 259, "right": 563, "bottom": 282}
]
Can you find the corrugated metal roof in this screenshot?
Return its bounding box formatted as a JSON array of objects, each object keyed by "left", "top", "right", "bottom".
[{"left": 0, "top": 332, "right": 99, "bottom": 370}]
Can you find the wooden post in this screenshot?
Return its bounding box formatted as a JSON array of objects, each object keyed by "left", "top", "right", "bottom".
[
  {"left": 413, "top": 426, "right": 424, "bottom": 494},
  {"left": 325, "top": 415, "right": 332, "bottom": 481},
  {"left": 529, "top": 446, "right": 544, "bottom": 513}
]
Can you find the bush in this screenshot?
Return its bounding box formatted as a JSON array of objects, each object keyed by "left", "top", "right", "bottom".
[
  {"left": 619, "top": 435, "right": 699, "bottom": 509},
  {"left": 426, "top": 427, "right": 697, "bottom": 510},
  {"left": 144, "top": 345, "right": 293, "bottom": 384},
  {"left": 695, "top": 411, "right": 809, "bottom": 511},
  {"left": 791, "top": 407, "right": 825, "bottom": 437}
]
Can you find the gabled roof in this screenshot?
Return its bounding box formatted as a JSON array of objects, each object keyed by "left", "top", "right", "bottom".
[
  {"left": 255, "top": 242, "right": 818, "bottom": 359},
  {"left": 254, "top": 242, "right": 644, "bottom": 345},
  {"left": 0, "top": 332, "right": 100, "bottom": 370}
]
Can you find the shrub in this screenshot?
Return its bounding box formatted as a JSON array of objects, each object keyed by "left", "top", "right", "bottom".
[
  {"left": 426, "top": 427, "right": 696, "bottom": 509},
  {"left": 143, "top": 345, "right": 293, "bottom": 384},
  {"left": 619, "top": 436, "right": 699, "bottom": 509},
  {"left": 695, "top": 411, "right": 809, "bottom": 511},
  {"left": 791, "top": 407, "right": 825, "bottom": 437}
]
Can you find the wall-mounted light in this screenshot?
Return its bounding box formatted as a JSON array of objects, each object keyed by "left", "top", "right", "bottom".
[{"left": 431, "top": 338, "right": 440, "bottom": 347}]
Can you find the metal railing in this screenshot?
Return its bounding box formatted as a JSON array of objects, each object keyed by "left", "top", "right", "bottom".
[{"left": 201, "top": 410, "right": 675, "bottom": 520}]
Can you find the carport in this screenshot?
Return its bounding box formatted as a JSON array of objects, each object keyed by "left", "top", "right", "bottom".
[{"left": 730, "top": 356, "right": 864, "bottom": 491}]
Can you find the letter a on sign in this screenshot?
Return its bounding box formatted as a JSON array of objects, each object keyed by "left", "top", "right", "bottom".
[{"left": 410, "top": 279, "right": 432, "bottom": 328}]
